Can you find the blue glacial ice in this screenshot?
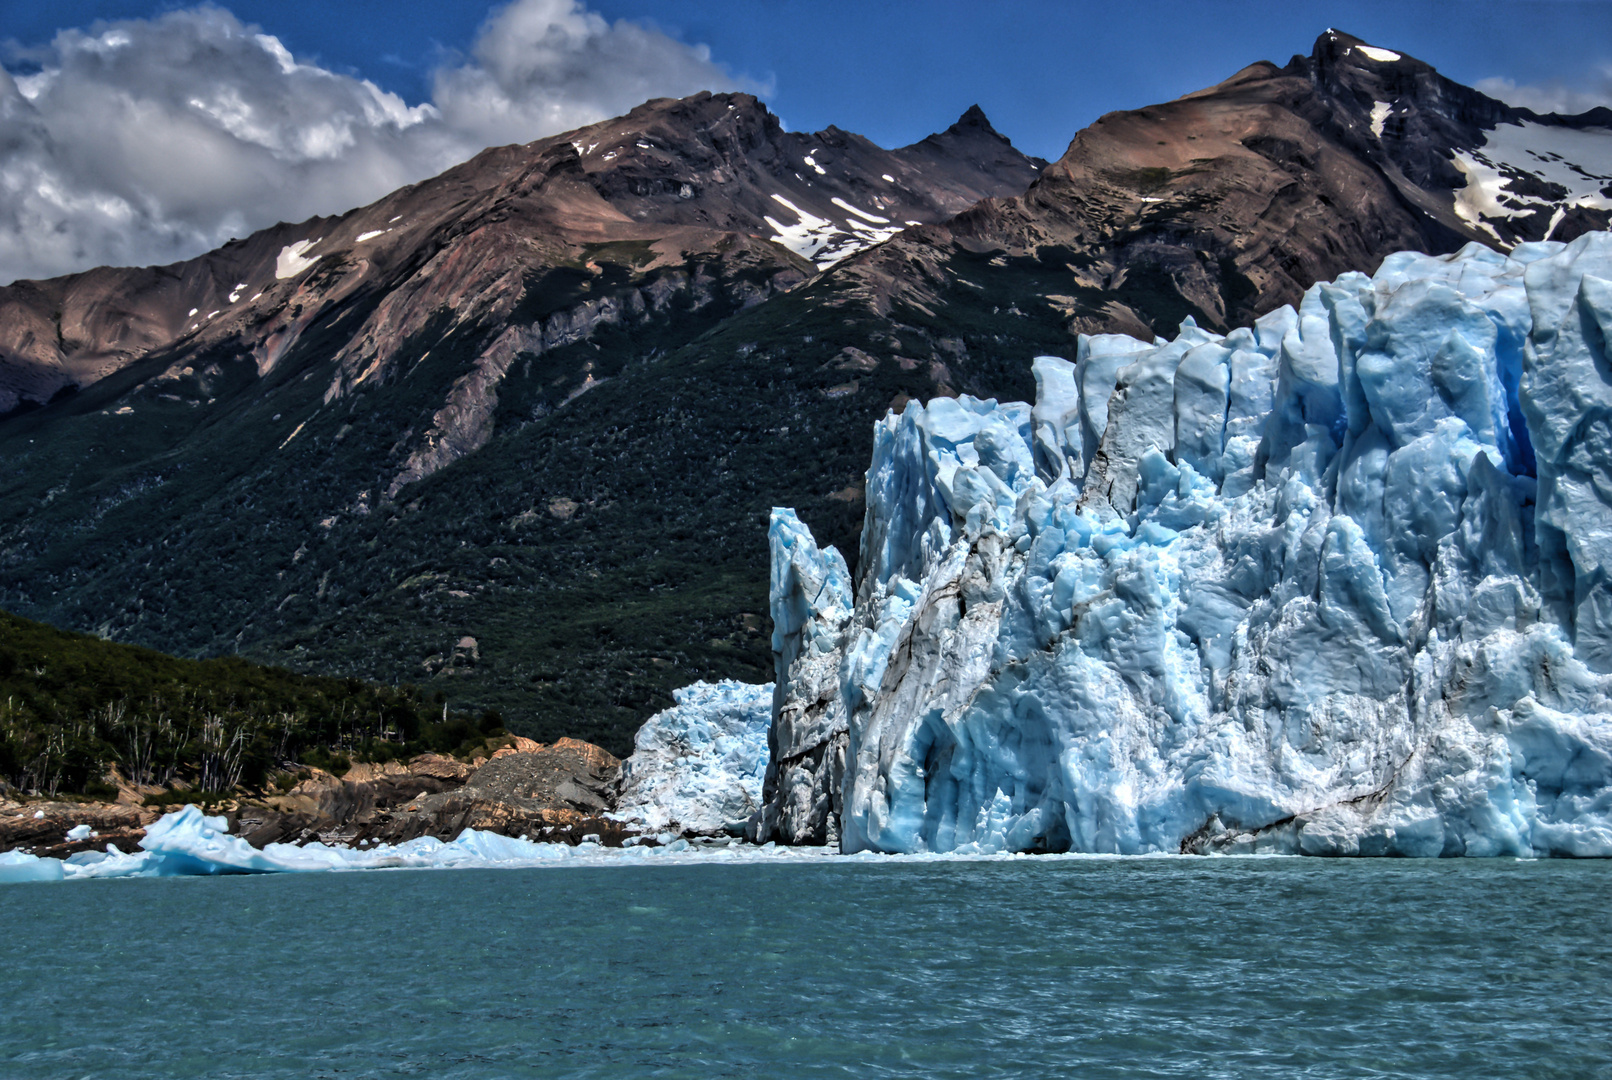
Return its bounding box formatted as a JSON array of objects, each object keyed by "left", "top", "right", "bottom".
[
  {"left": 751, "top": 232, "right": 1612, "bottom": 857},
  {"left": 611, "top": 679, "right": 773, "bottom": 836}
]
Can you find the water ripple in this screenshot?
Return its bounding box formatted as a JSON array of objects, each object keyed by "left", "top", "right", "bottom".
[{"left": 2, "top": 858, "right": 1610, "bottom": 1077}]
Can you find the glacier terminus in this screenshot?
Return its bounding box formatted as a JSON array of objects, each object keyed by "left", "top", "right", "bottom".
[{"left": 748, "top": 232, "right": 1612, "bottom": 857}]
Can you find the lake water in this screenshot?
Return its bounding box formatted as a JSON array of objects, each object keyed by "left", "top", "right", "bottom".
[{"left": 2, "top": 855, "right": 1609, "bottom": 1078}]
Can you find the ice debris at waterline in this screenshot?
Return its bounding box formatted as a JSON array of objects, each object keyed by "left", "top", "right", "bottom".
[
  {"left": 751, "top": 232, "right": 1612, "bottom": 858},
  {"left": 0, "top": 805, "right": 840, "bottom": 883},
  {"left": 610, "top": 679, "right": 773, "bottom": 836}
]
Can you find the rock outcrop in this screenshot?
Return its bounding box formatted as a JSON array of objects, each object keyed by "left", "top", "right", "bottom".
[
  {"left": 0, "top": 800, "right": 156, "bottom": 859},
  {"left": 236, "top": 740, "right": 625, "bottom": 847},
  {"left": 1, "top": 740, "right": 630, "bottom": 855}
]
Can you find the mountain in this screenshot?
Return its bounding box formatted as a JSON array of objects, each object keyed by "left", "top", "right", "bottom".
[
  {"left": 739, "top": 29, "right": 1612, "bottom": 397},
  {"left": 0, "top": 94, "right": 1041, "bottom": 754},
  {"left": 0, "top": 92, "right": 1041, "bottom": 420},
  {"left": 3, "top": 32, "right": 1610, "bottom": 757}
]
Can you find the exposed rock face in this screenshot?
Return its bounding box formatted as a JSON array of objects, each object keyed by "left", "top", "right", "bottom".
[
  {"left": 0, "top": 740, "right": 644, "bottom": 855},
  {"left": 0, "top": 801, "right": 155, "bottom": 859},
  {"left": 235, "top": 741, "right": 625, "bottom": 847}
]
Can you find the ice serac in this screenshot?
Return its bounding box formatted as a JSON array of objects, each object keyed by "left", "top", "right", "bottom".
[
  {"left": 757, "top": 232, "right": 1612, "bottom": 857},
  {"left": 746, "top": 509, "right": 854, "bottom": 845},
  {"left": 612, "top": 680, "right": 773, "bottom": 837}
]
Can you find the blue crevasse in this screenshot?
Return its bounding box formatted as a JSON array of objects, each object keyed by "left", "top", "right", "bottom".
[{"left": 754, "top": 233, "right": 1612, "bottom": 856}]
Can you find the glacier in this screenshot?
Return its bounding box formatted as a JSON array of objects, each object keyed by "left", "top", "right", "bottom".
[
  {"left": 611, "top": 679, "right": 773, "bottom": 836},
  {"left": 750, "top": 232, "right": 1612, "bottom": 857}
]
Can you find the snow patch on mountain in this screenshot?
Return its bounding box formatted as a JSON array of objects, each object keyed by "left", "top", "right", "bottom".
[
  {"left": 274, "top": 239, "right": 321, "bottom": 279},
  {"left": 764, "top": 193, "right": 905, "bottom": 269},
  {"left": 1453, "top": 122, "right": 1612, "bottom": 242},
  {"left": 1370, "top": 101, "right": 1391, "bottom": 138},
  {"left": 832, "top": 197, "right": 889, "bottom": 224}
]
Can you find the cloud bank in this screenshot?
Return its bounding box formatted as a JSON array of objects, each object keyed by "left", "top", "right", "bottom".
[
  {"left": 1476, "top": 70, "right": 1612, "bottom": 116},
  {"left": 0, "top": 0, "right": 748, "bottom": 284}
]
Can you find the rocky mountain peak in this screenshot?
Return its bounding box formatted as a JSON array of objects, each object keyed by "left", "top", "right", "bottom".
[
  {"left": 948, "top": 104, "right": 995, "bottom": 133},
  {"left": 927, "top": 102, "right": 1025, "bottom": 152},
  {"left": 1306, "top": 29, "right": 1514, "bottom": 138}
]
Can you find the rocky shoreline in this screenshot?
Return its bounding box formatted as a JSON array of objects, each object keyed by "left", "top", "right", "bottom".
[{"left": 0, "top": 737, "right": 639, "bottom": 858}]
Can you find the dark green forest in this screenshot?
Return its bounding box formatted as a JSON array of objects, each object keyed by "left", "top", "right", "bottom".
[{"left": 0, "top": 609, "right": 503, "bottom": 798}]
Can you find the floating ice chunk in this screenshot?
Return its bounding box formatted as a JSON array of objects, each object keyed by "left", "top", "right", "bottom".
[
  {"left": 0, "top": 850, "right": 63, "bottom": 884},
  {"left": 65, "top": 824, "right": 91, "bottom": 841},
  {"left": 274, "top": 239, "right": 321, "bottom": 279},
  {"left": 1, "top": 806, "right": 855, "bottom": 883}
]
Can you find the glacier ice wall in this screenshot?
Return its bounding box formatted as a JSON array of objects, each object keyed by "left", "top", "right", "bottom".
[
  {"left": 612, "top": 679, "right": 773, "bottom": 836},
  {"left": 753, "top": 234, "right": 1612, "bottom": 857}
]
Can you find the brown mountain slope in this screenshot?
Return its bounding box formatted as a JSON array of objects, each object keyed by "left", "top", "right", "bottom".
[{"left": 0, "top": 91, "right": 1042, "bottom": 429}]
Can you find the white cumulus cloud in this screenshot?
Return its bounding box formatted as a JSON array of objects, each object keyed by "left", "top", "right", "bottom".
[{"left": 0, "top": 0, "right": 750, "bottom": 284}]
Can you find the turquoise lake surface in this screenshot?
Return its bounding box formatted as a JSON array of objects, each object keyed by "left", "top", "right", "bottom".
[{"left": 2, "top": 856, "right": 1609, "bottom": 1078}]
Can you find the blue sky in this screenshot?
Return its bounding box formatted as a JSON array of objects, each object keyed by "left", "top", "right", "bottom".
[
  {"left": 9, "top": 0, "right": 1612, "bottom": 160},
  {"left": 0, "top": 0, "right": 1609, "bottom": 283}
]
